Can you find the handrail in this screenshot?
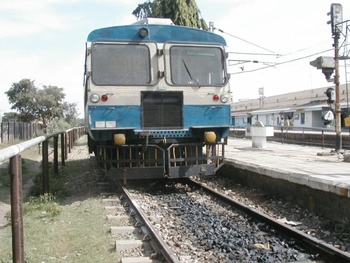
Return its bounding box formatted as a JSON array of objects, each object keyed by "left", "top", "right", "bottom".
[
  {"left": 0, "top": 136, "right": 46, "bottom": 162},
  {"left": 0, "top": 126, "right": 85, "bottom": 263}
]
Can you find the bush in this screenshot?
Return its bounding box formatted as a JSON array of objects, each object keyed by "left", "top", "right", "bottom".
[
  {"left": 24, "top": 194, "right": 61, "bottom": 217},
  {"left": 29, "top": 162, "right": 68, "bottom": 199}
]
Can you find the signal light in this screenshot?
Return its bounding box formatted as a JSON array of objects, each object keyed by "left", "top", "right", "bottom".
[
  {"left": 325, "top": 87, "right": 335, "bottom": 104},
  {"left": 213, "top": 95, "right": 219, "bottom": 101},
  {"left": 139, "top": 27, "right": 149, "bottom": 37},
  {"left": 101, "top": 94, "right": 108, "bottom": 102},
  {"left": 327, "top": 3, "right": 343, "bottom": 35}
]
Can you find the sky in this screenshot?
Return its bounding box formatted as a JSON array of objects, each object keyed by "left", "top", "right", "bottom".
[{"left": 0, "top": 0, "right": 349, "bottom": 116}]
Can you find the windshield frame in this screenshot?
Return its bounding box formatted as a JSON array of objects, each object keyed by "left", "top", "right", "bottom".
[
  {"left": 163, "top": 42, "right": 228, "bottom": 87},
  {"left": 90, "top": 41, "right": 158, "bottom": 86}
]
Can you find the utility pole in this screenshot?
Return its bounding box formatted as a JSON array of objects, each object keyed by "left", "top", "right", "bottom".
[
  {"left": 328, "top": 3, "right": 343, "bottom": 151},
  {"left": 334, "top": 29, "right": 342, "bottom": 151}
]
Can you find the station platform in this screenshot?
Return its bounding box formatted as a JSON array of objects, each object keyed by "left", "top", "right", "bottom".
[{"left": 224, "top": 138, "right": 350, "bottom": 198}]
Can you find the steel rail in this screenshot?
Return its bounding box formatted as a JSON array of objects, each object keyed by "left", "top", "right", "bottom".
[
  {"left": 186, "top": 178, "right": 350, "bottom": 262},
  {"left": 119, "top": 184, "right": 180, "bottom": 263}
]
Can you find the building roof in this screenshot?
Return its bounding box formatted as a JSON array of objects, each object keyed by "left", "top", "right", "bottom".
[{"left": 232, "top": 84, "right": 350, "bottom": 116}]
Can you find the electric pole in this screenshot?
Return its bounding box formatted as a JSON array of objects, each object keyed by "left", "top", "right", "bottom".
[{"left": 328, "top": 3, "right": 343, "bottom": 151}]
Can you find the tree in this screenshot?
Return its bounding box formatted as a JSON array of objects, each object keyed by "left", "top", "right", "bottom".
[
  {"left": 1, "top": 112, "right": 19, "bottom": 122},
  {"left": 35, "top": 85, "right": 66, "bottom": 127},
  {"left": 5, "top": 79, "right": 79, "bottom": 129},
  {"left": 5, "top": 79, "right": 38, "bottom": 123},
  {"left": 132, "top": 0, "right": 208, "bottom": 30},
  {"left": 62, "top": 102, "right": 80, "bottom": 126}
]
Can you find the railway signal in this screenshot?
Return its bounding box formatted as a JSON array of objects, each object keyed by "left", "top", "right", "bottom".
[
  {"left": 327, "top": 3, "right": 343, "bottom": 36},
  {"left": 325, "top": 87, "right": 335, "bottom": 105},
  {"left": 328, "top": 3, "right": 343, "bottom": 151},
  {"left": 309, "top": 56, "right": 334, "bottom": 80},
  {"left": 311, "top": 4, "right": 344, "bottom": 151}
]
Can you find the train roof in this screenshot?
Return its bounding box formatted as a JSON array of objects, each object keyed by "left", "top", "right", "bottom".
[{"left": 87, "top": 24, "right": 226, "bottom": 45}]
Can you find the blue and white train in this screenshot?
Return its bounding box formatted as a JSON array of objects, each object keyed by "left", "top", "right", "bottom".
[{"left": 84, "top": 18, "right": 231, "bottom": 180}]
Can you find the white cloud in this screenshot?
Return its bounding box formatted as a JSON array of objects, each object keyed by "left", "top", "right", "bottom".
[{"left": 0, "top": 1, "right": 81, "bottom": 38}]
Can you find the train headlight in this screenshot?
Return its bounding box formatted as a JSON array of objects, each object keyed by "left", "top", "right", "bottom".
[
  {"left": 90, "top": 94, "right": 100, "bottom": 103},
  {"left": 220, "top": 94, "right": 229, "bottom": 103},
  {"left": 204, "top": 131, "right": 216, "bottom": 143},
  {"left": 139, "top": 27, "right": 149, "bottom": 37},
  {"left": 114, "top": 134, "right": 126, "bottom": 145}
]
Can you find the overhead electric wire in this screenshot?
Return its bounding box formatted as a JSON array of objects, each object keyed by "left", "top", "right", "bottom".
[
  {"left": 228, "top": 51, "right": 280, "bottom": 56},
  {"left": 230, "top": 47, "right": 335, "bottom": 74},
  {"left": 214, "top": 26, "right": 350, "bottom": 76},
  {"left": 214, "top": 27, "right": 278, "bottom": 55}
]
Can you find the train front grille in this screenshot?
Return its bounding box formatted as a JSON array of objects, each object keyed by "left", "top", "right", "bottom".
[{"left": 142, "top": 91, "right": 183, "bottom": 129}]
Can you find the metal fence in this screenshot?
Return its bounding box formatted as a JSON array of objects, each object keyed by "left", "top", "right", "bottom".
[
  {"left": 0, "top": 126, "right": 85, "bottom": 262},
  {"left": 0, "top": 122, "right": 43, "bottom": 144}
]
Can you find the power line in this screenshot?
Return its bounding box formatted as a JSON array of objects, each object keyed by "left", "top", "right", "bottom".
[
  {"left": 230, "top": 47, "right": 334, "bottom": 74},
  {"left": 214, "top": 27, "right": 278, "bottom": 55},
  {"left": 214, "top": 26, "right": 350, "bottom": 75},
  {"left": 228, "top": 51, "right": 280, "bottom": 56}
]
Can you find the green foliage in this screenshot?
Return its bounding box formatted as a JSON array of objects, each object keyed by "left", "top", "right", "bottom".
[
  {"left": 0, "top": 167, "right": 10, "bottom": 187},
  {"left": 1, "top": 112, "right": 19, "bottom": 122},
  {"left": 132, "top": 0, "right": 208, "bottom": 30},
  {"left": 5, "top": 79, "right": 79, "bottom": 127},
  {"left": 0, "top": 159, "right": 29, "bottom": 188},
  {"left": 29, "top": 163, "right": 68, "bottom": 199},
  {"left": 36, "top": 85, "right": 66, "bottom": 125},
  {"left": 24, "top": 194, "right": 62, "bottom": 217},
  {"left": 62, "top": 101, "right": 80, "bottom": 126},
  {"left": 46, "top": 118, "right": 72, "bottom": 133},
  {"left": 5, "top": 79, "right": 38, "bottom": 123}
]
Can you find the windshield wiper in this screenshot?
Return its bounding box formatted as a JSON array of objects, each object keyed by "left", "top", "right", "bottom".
[{"left": 182, "top": 59, "right": 200, "bottom": 88}]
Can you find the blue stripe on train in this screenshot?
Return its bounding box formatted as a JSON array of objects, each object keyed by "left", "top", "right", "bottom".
[
  {"left": 88, "top": 104, "right": 231, "bottom": 129},
  {"left": 87, "top": 25, "right": 226, "bottom": 45}
]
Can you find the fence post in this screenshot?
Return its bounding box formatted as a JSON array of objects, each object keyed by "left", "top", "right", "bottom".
[
  {"left": 281, "top": 127, "right": 284, "bottom": 144},
  {"left": 42, "top": 140, "right": 49, "bottom": 194},
  {"left": 322, "top": 130, "right": 325, "bottom": 148},
  {"left": 7, "top": 122, "right": 10, "bottom": 142},
  {"left": 53, "top": 136, "right": 58, "bottom": 175},
  {"left": 10, "top": 154, "right": 24, "bottom": 263},
  {"left": 65, "top": 132, "right": 68, "bottom": 160},
  {"left": 61, "top": 133, "right": 65, "bottom": 166},
  {"left": 0, "top": 122, "right": 3, "bottom": 144}
]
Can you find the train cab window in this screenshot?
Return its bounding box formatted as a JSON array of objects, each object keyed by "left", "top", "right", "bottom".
[
  {"left": 91, "top": 43, "right": 152, "bottom": 85},
  {"left": 168, "top": 46, "right": 225, "bottom": 86}
]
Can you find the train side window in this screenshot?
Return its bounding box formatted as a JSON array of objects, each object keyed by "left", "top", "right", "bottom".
[
  {"left": 168, "top": 46, "right": 225, "bottom": 86},
  {"left": 91, "top": 43, "right": 153, "bottom": 85}
]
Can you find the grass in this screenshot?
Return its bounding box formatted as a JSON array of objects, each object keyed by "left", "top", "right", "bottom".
[{"left": 0, "top": 136, "right": 120, "bottom": 263}]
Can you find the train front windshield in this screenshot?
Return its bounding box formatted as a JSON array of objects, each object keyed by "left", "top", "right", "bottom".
[
  {"left": 169, "top": 46, "right": 225, "bottom": 86},
  {"left": 91, "top": 43, "right": 151, "bottom": 85},
  {"left": 90, "top": 42, "right": 226, "bottom": 87}
]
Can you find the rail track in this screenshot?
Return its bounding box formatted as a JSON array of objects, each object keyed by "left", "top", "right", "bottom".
[
  {"left": 97, "top": 178, "right": 178, "bottom": 263},
  {"left": 98, "top": 175, "right": 350, "bottom": 262}
]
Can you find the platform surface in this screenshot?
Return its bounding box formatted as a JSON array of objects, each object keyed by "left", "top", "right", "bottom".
[{"left": 224, "top": 138, "right": 350, "bottom": 197}]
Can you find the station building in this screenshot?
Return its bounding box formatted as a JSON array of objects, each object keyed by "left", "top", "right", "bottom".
[{"left": 231, "top": 84, "right": 350, "bottom": 129}]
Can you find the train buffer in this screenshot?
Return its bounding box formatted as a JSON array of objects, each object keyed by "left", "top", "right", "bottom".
[{"left": 245, "top": 121, "right": 274, "bottom": 148}]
